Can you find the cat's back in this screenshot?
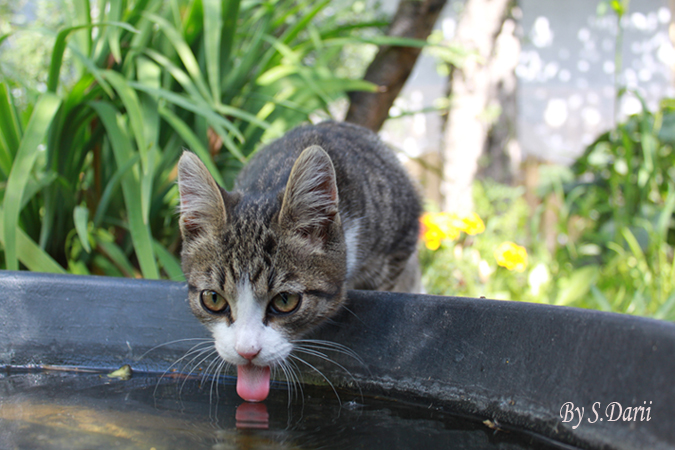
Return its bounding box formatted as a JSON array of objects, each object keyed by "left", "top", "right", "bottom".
[{"left": 237, "top": 122, "right": 421, "bottom": 292}]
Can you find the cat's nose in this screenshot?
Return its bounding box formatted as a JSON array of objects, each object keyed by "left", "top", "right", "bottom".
[{"left": 237, "top": 349, "right": 260, "bottom": 361}]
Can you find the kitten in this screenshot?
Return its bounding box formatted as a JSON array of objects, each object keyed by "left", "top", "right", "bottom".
[{"left": 177, "top": 121, "right": 421, "bottom": 402}]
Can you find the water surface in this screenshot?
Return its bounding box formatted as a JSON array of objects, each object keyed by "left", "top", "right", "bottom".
[{"left": 0, "top": 369, "right": 563, "bottom": 449}]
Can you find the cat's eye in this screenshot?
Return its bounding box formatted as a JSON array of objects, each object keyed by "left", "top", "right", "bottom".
[
  {"left": 269, "top": 292, "right": 301, "bottom": 315},
  {"left": 200, "top": 290, "right": 229, "bottom": 314}
]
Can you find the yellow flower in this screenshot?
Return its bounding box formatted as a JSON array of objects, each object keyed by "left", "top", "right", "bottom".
[
  {"left": 494, "top": 241, "right": 528, "bottom": 272},
  {"left": 436, "top": 213, "right": 463, "bottom": 240},
  {"left": 420, "top": 211, "right": 485, "bottom": 250},
  {"left": 420, "top": 216, "right": 444, "bottom": 251},
  {"left": 420, "top": 212, "right": 454, "bottom": 250},
  {"left": 420, "top": 213, "right": 447, "bottom": 250},
  {"left": 459, "top": 212, "right": 485, "bottom": 235}
]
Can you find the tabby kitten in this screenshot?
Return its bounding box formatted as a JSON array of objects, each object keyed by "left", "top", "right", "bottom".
[{"left": 177, "top": 122, "right": 421, "bottom": 402}]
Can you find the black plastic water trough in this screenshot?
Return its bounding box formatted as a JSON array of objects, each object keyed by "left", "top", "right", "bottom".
[{"left": 1, "top": 270, "right": 673, "bottom": 449}]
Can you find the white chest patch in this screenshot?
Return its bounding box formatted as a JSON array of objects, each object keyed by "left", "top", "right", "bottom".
[{"left": 211, "top": 277, "right": 293, "bottom": 368}]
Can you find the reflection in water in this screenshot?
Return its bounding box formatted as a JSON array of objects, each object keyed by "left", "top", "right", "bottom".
[
  {"left": 236, "top": 402, "right": 269, "bottom": 430},
  {"left": 0, "top": 369, "right": 555, "bottom": 450}
]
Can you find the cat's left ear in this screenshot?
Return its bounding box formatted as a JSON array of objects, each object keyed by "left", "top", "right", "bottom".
[{"left": 279, "top": 145, "right": 339, "bottom": 245}]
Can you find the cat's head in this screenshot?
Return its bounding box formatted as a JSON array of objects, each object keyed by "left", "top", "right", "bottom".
[{"left": 176, "top": 147, "right": 346, "bottom": 400}]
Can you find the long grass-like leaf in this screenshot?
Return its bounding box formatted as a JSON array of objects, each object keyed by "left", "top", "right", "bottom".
[
  {"left": 0, "top": 207, "right": 66, "bottom": 273},
  {"left": 261, "top": 37, "right": 334, "bottom": 107},
  {"left": 655, "top": 291, "right": 675, "bottom": 321},
  {"left": 94, "top": 231, "right": 137, "bottom": 278},
  {"left": 66, "top": 40, "right": 114, "bottom": 98},
  {"left": 621, "top": 227, "right": 648, "bottom": 270},
  {"left": 153, "top": 239, "right": 185, "bottom": 281},
  {"left": 136, "top": 57, "right": 162, "bottom": 229},
  {"left": 106, "top": 0, "right": 123, "bottom": 63},
  {"left": 103, "top": 70, "right": 148, "bottom": 163},
  {"left": 213, "top": 104, "right": 271, "bottom": 130},
  {"left": 93, "top": 153, "right": 141, "bottom": 227},
  {"left": 210, "top": 122, "right": 246, "bottom": 163},
  {"left": 21, "top": 171, "right": 58, "bottom": 211},
  {"left": 128, "top": 82, "right": 246, "bottom": 161},
  {"left": 555, "top": 265, "right": 599, "bottom": 306},
  {"left": 72, "top": 0, "right": 92, "bottom": 55},
  {"left": 256, "top": 65, "right": 298, "bottom": 85},
  {"left": 590, "top": 286, "right": 613, "bottom": 312},
  {"left": 128, "top": 82, "right": 244, "bottom": 141},
  {"left": 90, "top": 101, "right": 159, "bottom": 279},
  {"left": 127, "top": 0, "right": 162, "bottom": 54},
  {"left": 125, "top": 0, "right": 157, "bottom": 28},
  {"left": 279, "top": 0, "right": 330, "bottom": 46},
  {"left": 145, "top": 12, "right": 212, "bottom": 104},
  {"left": 203, "top": 0, "right": 223, "bottom": 103},
  {"left": 158, "top": 104, "right": 224, "bottom": 185},
  {"left": 47, "top": 22, "right": 139, "bottom": 93},
  {"left": 143, "top": 48, "right": 206, "bottom": 101},
  {"left": 222, "top": 11, "right": 271, "bottom": 95},
  {"left": 0, "top": 83, "right": 21, "bottom": 177},
  {"left": 219, "top": 0, "right": 241, "bottom": 79},
  {"left": 319, "top": 35, "right": 430, "bottom": 52},
  {"left": 103, "top": 70, "right": 151, "bottom": 220},
  {"left": 657, "top": 184, "right": 675, "bottom": 240},
  {"left": 3, "top": 93, "right": 61, "bottom": 271},
  {"left": 73, "top": 205, "right": 91, "bottom": 253}
]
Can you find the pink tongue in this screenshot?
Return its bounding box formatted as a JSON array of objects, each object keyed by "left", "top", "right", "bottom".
[{"left": 236, "top": 364, "right": 271, "bottom": 402}]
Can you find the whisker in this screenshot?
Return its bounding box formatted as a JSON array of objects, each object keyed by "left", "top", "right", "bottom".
[
  {"left": 161, "top": 341, "right": 215, "bottom": 374},
  {"left": 292, "top": 339, "right": 365, "bottom": 402},
  {"left": 289, "top": 358, "right": 306, "bottom": 422},
  {"left": 278, "top": 359, "right": 300, "bottom": 408},
  {"left": 212, "top": 359, "right": 227, "bottom": 419},
  {"left": 153, "top": 340, "right": 215, "bottom": 398},
  {"left": 290, "top": 354, "right": 342, "bottom": 407},
  {"left": 292, "top": 361, "right": 305, "bottom": 406},
  {"left": 175, "top": 345, "right": 216, "bottom": 379},
  {"left": 210, "top": 358, "right": 229, "bottom": 407},
  {"left": 284, "top": 358, "right": 305, "bottom": 426},
  {"left": 200, "top": 351, "right": 222, "bottom": 384},
  {"left": 213, "top": 358, "right": 227, "bottom": 403},
  {"left": 337, "top": 305, "right": 365, "bottom": 324},
  {"left": 292, "top": 347, "right": 362, "bottom": 399},
  {"left": 137, "top": 338, "right": 213, "bottom": 361},
  {"left": 293, "top": 347, "right": 352, "bottom": 373},
  {"left": 279, "top": 363, "right": 293, "bottom": 407},
  {"left": 209, "top": 357, "right": 223, "bottom": 404},
  {"left": 180, "top": 349, "right": 218, "bottom": 397},
  {"left": 292, "top": 339, "right": 366, "bottom": 367}
]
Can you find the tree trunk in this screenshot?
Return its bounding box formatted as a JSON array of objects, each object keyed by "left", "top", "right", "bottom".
[
  {"left": 476, "top": 16, "right": 521, "bottom": 185},
  {"left": 345, "top": 0, "right": 448, "bottom": 132},
  {"left": 441, "top": 0, "right": 515, "bottom": 214}
]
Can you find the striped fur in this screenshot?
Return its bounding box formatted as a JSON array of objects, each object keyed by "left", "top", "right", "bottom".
[{"left": 177, "top": 122, "right": 421, "bottom": 372}]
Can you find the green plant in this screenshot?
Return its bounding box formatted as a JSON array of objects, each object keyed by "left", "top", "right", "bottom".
[
  {"left": 558, "top": 92, "right": 675, "bottom": 319},
  {"left": 421, "top": 180, "right": 548, "bottom": 302},
  {"left": 421, "top": 129, "right": 675, "bottom": 321},
  {"left": 421, "top": 0, "right": 674, "bottom": 321},
  {"left": 0, "top": 0, "right": 389, "bottom": 279}
]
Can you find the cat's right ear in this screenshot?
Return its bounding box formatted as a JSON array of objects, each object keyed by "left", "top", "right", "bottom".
[
  {"left": 177, "top": 151, "right": 227, "bottom": 238},
  {"left": 279, "top": 146, "right": 339, "bottom": 246}
]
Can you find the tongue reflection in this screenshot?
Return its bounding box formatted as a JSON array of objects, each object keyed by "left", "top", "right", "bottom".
[{"left": 236, "top": 364, "right": 271, "bottom": 402}]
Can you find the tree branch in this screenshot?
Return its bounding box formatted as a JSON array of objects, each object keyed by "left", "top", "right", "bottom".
[{"left": 344, "top": 0, "right": 448, "bottom": 132}]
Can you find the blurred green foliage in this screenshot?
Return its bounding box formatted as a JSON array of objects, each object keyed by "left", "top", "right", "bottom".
[
  {"left": 0, "top": 0, "right": 390, "bottom": 279},
  {"left": 422, "top": 91, "right": 675, "bottom": 321},
  {"left": 562, "top": 90, "right": 675, "bottom": 319}
]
